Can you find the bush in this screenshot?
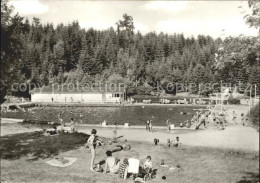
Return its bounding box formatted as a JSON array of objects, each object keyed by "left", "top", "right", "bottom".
[
  {"left": 135, "top": 85, "right": 154, "bottom": 95},
  {"left": 126, "top": 85, "right": 155, "bottom": 96},
  {"left": 248, "top": 104, "right": 259, "bottom": 129},
  {"left": 224, "top": 97, "right": 241, "bottom": 105}
]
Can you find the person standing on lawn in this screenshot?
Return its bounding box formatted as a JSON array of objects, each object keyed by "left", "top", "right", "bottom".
[
  {"left": 166, "top": 119, "right": 171, "bottom": 132},
  {"left": 86, "top": 129, "right": 98, "bottom": 171},
  {"left": 149, "top": 119, "right": 153, "bottom": 132},
  {"left": 146, "top": 119, "right": 150, "bottom": 131}
]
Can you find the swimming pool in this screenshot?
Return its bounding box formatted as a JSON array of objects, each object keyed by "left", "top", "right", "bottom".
[{"left": 2, "top": 105, "right": 204, "bottom": 126}]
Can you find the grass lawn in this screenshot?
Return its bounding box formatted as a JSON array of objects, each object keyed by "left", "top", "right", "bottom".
[
  {"left": 0, "top": 132, "right": 90, "bottom": 160},
  {"left": 0, "top": 132, "right": 259, "bottom": 183}
]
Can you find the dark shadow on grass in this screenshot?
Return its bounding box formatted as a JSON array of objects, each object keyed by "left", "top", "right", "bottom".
[
  {"left": 236, "top": 171, "right": 259, "bottom": 183},
  {"left": 98, "top": 160, "right": 106, "bottom": 165},
  {"left": 0, "top": 131, "right": 90, "bottom": 160}
]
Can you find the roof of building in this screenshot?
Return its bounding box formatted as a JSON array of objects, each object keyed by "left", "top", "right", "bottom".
[{"left": 30, "top": 85, "right": 126, "bottom": 94}]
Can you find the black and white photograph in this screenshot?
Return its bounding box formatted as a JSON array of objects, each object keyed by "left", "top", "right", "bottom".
[{"left": 1, "top": 0, "right": 259, "bottom": 182}]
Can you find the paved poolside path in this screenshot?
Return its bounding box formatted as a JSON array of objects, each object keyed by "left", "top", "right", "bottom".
[{"left": 79, "top": 125, "right": 259, "bottom": 152}]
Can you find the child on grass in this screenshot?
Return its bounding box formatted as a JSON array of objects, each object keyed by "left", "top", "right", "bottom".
[
  {"left": 118, "top": 158, "right": 129, "bottom": 180},
  {"left": 104, "top": 151, "right": 120, "bottom": 174},
  {"left": 173, "top": 136, "right": 180, "bottom": 147},
  {"left": 141, "top": 156, "right": 153, "bottom": 180},
  {"left": 143, "top": 156, "right": 153, "bottom": 170}
]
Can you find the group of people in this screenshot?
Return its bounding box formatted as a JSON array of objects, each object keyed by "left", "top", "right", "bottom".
[
  {"left": 56, "top": 113, "right": 81, "bottom": 133},
  {"left": 167, "top": 137, "right": 180, "bottom": 148},
  {"left": 165, "top": 118, "right": 189, "bottom": 131},
  {"left": 161, "top": 109, "right": 237, "bottom": 131},
  {"left": 193, "top": 110, "right": 228, "bottom": 130},
  {"left": 104, "top": 152, "right": 153, "bottom": 180},
  {"left": 44, "top": 116, "right": 78, "bottom": 135},
  {"left": 232, "top": 111, "right": 248, "bottom": 126},
  {"left": 51, "top": 96, "right": 77, "bottom": 103},
  {"left": 86, "top": 129, "right": 153, "bottom": 181},
  {"left": 190, "top": 110, "right": 210, "bottom": 129},
  {"left": 189, "top": 109, "right": 247, "bottom": 130}
]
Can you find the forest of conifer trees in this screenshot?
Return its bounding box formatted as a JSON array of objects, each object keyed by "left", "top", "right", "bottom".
[{"left": 1, "top": 0, "right": 259, "bottom": 102}]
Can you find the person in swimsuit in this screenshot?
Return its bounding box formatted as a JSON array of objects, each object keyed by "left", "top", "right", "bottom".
[
  {"left": 191, "top": 115, "right": 196, "bottom": 124},
  {"left": 205, "top": 111, "right": 209, "bottom": 124},
  {"left": 86, "top": 129, "right": 97, "bottom": 171},
  {"left": 149, "top": 120, "right": 153, "bottom": 132},
  {"left": 58, "top": 113, "right": 64, "bottom": 126},
  {"left": 79, "top": 113, "right": 83, "bottom": 123},
  {"left": 146, "top": 119, "right": 150, "bottom": 131},
  {"left": 195, "top": 113, "right": 207, "bottom": 129},
  {"left": 232, "top": 111, "right": 237, "bottom": 124},
  {"left": 166, "top": 119, "right": 171, "bottom": 132}
]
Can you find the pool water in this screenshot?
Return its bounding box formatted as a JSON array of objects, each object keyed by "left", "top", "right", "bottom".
[{"left": 2, "top": 106, "right": 204, "bottom": 126}]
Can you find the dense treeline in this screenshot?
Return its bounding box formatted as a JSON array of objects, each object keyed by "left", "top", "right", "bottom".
[{"left": 1, "top": 0, "right": 259, "bottom": 102}]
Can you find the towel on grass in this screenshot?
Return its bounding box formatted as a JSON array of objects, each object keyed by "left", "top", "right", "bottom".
[
  {"left": 128, "top": 158, "right": 140, "bottom": 174},
  {"left": 46, "top": 157, "right": 77, "bottom": 167}
]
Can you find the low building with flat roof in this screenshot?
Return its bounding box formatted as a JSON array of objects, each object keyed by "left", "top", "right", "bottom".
[{"left": 30, "top": 85, "right": 126, "bottom": 103}]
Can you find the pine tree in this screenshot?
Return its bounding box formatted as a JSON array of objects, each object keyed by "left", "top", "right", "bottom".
[
  {"left": 105, "top": 39, "right": 116, "bottom": 67},
  {"left": 163, "top": 35, "right": 170, "bottom": 58},
  {"left": 192, "top": 64, "right": 206, "bottom": 85},
  {"left": 79, "top": 48, "right": 96, "bottom": 75},
  {"left": 154, "top": 41, "right": 165, "bottom": 61}
]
